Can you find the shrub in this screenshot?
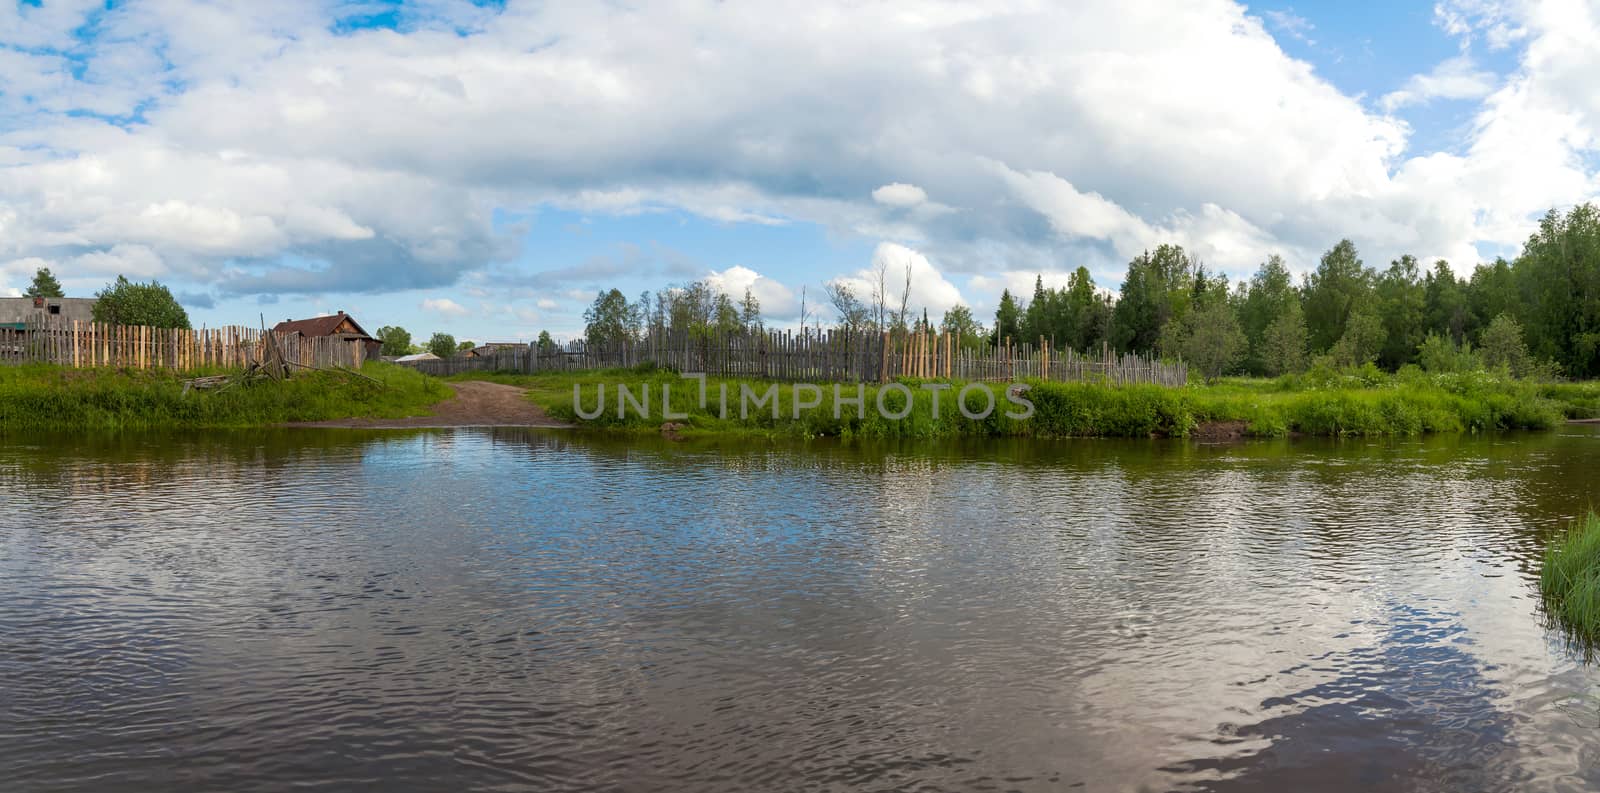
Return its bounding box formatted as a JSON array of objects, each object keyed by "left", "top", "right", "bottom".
[{"left": 1417, "top": 332, "right": 1481, "bottom": 374}]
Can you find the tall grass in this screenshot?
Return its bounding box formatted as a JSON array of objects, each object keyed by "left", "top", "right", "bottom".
[
  {"left": 453, "top": 367, "right": 1563, "bottom": 439},
  {"left": 0, "top": 362, "right": 451, "bottom": 432},
  {"left": 1541, "top": 381, "right": 1600, "bottom": 419},
  {"left": 1540, "top": 512, "right": 1600, "bottom": 645},
  {"left": 1193, "top": 370, "right": 1561, "bottom": 436}
]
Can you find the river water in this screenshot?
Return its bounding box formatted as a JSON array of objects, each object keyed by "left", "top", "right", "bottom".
[{"left": 3, "top": 426, "right": 1599, "bottom": 791}]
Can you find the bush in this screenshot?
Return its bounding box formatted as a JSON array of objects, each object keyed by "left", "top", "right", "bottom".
[
  {"left": 426, "top": 333, "right": 457, "bottom": 359},
  {"left": 92, "top": 276, "right": 190, "bottom": 329},
  {"left": 1417, "top": 332, "right": 1481, "bottom": 374},
  {"left": 1480, "top": 313, "right": 1531, "bottom": 376}
]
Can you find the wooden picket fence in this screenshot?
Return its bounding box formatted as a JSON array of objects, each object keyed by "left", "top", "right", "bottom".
[
  {"left": 0, "top": 318, "right": 367, "bottom": 371},
  {"left": 407, "top": 327, "right": 1187, "bottom": 386}
]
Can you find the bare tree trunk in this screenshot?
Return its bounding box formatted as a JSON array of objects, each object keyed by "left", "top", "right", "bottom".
[
  {"left": 895, "top": 262, "right": 913, "bottom": 332},
  {"left": 872, "top": 258, "right": 889, "bottom": 334}
]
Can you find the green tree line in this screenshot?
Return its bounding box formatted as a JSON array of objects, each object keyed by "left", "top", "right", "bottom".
[
  {"left": 581, "top": 281, "right": 766, "bottom": 346},
  {"left": 985, "top": 204, "right": 1600, "bottom": 380}
]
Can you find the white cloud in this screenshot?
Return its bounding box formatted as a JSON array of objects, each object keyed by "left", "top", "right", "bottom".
[
  {"left": 872, "top": 183, "right": 928, "bottom": 208},
  {"left": 1, "top": 256, "right": 54, "bottom": 287},
  {"left": 70, "top": 243, "right": 165, "bottom": 278},
  {"left": 703, "top": 264, "right": 800, "bottom": 319},
  {"left": 992, "top": 163, "right": 1159, "bottom": 254},
  {"left": 967, "top": 270, "right": 1075, "bottom": 308},
  {"left": 0, "top": 0, "right": 1595, "bottom": 303},
  {"left": 535, "top": 298, "right": 560, "bottom": 310},
  {"left": 1435, "top": 0, "right": 1528, "bottom": 50},
  {"left": 826, "top": 243, "right": 965, "bottom": 321},
  {"left": 420, "top": 297, "right": 470, "bottom": 317},
  {"left": 282, "top": 204, "right": 376, "bottom": 242},
  {"left": 1380, "top": 55, "right": 1498, "bottom": 111},
  {"left": 992, "top": 162, "right": 1277, "bottom": 273},
  {"left": 1263, "top": 9, "right": 1316, "bottom": 45}
]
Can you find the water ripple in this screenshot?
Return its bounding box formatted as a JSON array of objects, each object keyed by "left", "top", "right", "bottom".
[{"left": 1, "top": 427, "right": 1598, "bottom": 791}]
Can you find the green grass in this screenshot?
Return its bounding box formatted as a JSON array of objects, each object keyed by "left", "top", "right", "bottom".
[
  {"left": 450, "top": 366, "right": 1566, "bottom": 439},
  {"left": 0, "top": 362, "right": 451, "bottom": 432},
  {"left": 1190, "top": 369, "right": 1563, "bottom": 436},
  {"left": 1540, "top": 381, "right": 1600, "bottom": 419},
  {"left": 1541, "top": 512, "right": 1600, "bottom": 646}
]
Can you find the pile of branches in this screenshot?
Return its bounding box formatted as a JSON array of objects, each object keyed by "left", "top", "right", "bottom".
[{"left": 181, "top": 316, "right": 382, "bottom": 395}]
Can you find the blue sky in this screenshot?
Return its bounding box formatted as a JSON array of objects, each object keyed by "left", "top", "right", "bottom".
[
  {"left": 1265, "top": 3, "right": 1498, "bottom": 146},
  {"left": 2, "top": 0, "right": 1596, "bottom": 343}
]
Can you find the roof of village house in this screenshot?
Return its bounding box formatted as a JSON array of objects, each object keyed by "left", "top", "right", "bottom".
[
  {"left": 272, "top": 311, "right": 373, "bottom": 339},
  {"left": 393, "top": 352, "right": 440, "bottom": 362},
  {"left": 468, "top": 342, "right": 524, "bottom": 356}
]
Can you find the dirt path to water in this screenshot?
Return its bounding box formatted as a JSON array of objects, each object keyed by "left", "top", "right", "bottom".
[{"left": 289, "top": 380, "right": 569, "bottom": 429}]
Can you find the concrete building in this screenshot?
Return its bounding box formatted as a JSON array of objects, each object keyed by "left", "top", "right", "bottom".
[{"left": 0, "top": 296, "right": 98, "bottom": 330}]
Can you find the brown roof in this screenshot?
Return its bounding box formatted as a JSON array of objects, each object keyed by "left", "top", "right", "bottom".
[{"left": 272, "top": 311, "right": 374, "bottom": 339}]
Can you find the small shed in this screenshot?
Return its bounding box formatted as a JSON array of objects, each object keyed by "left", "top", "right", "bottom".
[{"left": 272, "top": 311, "right": 381, "bottom": 360}]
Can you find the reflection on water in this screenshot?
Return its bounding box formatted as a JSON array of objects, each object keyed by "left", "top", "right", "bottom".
[
  {"left": 1165, "top": 603, "right": 1523, "bottom": 792},
  {"left": 2, "top": 426, "right": 1600, "bottom": 792}
]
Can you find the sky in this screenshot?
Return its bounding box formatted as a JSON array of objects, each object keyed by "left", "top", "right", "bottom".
[{"left": 2, "top": 0, "right": 1598, "bottom": 343}]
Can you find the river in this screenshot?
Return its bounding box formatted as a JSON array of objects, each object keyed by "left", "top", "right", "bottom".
[{"left": 3, "top": 426, "right": 1599, "bottom": 791}]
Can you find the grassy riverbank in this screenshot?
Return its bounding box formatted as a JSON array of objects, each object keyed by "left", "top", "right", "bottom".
[
  {"left": 1541, "top": 381, "right": 1600, "bottom": 420},
  {"left": 453, "top": 366, "right": 1567, "bottom": 439},
  {"left": 1541, "top": 512, "right": 1600, "bottom": 645},
  {"left": 0, "top": 362, "right": 450, "bottom": 432}
]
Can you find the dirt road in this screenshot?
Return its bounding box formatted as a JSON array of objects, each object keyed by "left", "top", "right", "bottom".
[{"left": 289, "top": 380, "right": 569, "bottom": 429}]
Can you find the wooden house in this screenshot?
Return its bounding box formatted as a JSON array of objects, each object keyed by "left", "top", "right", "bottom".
[{"left": 272, "top": 311, "right": 381, "bottom": 360}]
